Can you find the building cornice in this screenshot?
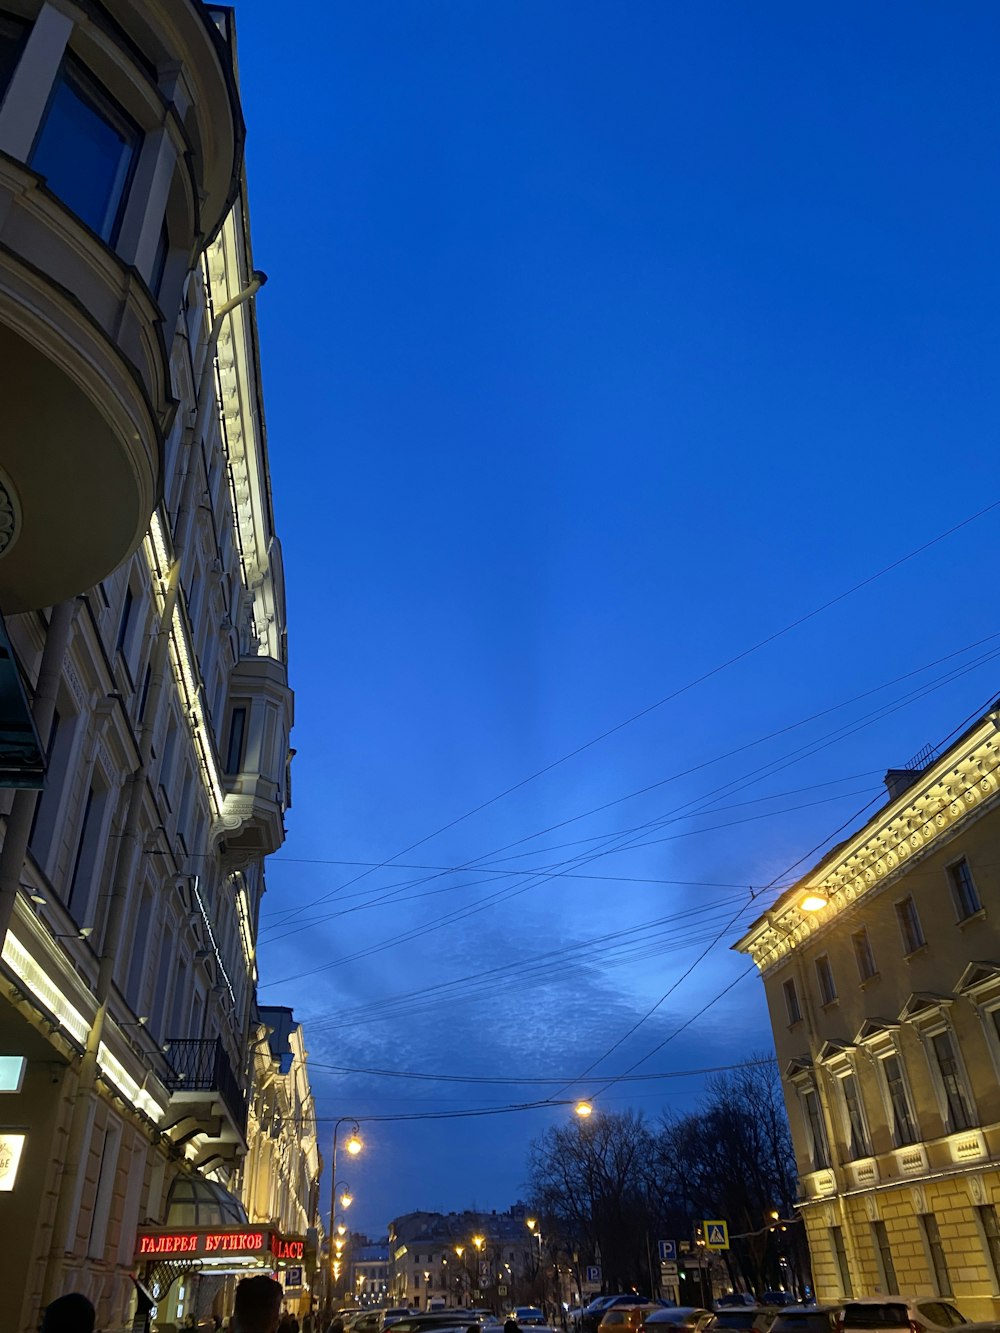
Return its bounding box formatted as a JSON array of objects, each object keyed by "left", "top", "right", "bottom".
[{"left": 735, "top": 708, "right": 1000, "bottom": 973}]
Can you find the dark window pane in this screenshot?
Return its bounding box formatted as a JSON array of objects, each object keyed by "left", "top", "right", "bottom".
[
  {"left": 853, "top": 928, "right": 877, "bottom": 981},
  {"left": 932, "top": 1030, "right": 975, "bottom": 1131},
  {"left": 883, "top": 1054, "right": 918, "bottom": 1146},
  {"left": 31, "top": 57, "right": 139, "bottom": 241},
  {"left": 921, "top": 1214, "right": 952, "bottom": 1296},
  {"left": 0, "top": 15, "right": 26, "bottom": 97},
  {"left": 948, "top": 859, "right": 981, "bottom": 920}
]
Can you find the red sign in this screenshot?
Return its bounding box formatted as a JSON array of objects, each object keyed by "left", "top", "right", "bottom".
[
  {"left": 271, "top": 1236, "right": 304, "bottom": 1261},
  {"left": 134, "top": 1227, "right": 304, "bottom": 1264}
]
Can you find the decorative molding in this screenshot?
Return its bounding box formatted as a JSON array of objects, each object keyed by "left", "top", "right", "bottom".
[
  {"left": 0, "top": 468, "right": 20, "bottom": 557},
  {"left": 948, "top": 1130, "right": 986, "bottom": 1164},
  {"left": 737, "top": 715, "right": 1000, "bottom": 972}
]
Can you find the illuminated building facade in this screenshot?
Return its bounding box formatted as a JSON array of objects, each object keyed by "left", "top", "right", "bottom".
[
  {"left": 737, "top": 706, "right": 1000, "bottom": 1317},
  {"left": 244, "top": 1007, "right": 323, "bottom": 1315},
  {"left": 0, "top": 3, "right": 292, "bottom": 1329},
  {"left": 389, "top": 1208, "right": 540, "bottom": 1309}
]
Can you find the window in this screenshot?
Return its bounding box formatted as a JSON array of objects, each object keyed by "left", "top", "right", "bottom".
[
  {"left": 815, "top": 954, "right": 837, "bottom": 1005},
  {"left": 882, "top": 1053, "right": 918, "bottom": 1146},
  {"left": 151, "top": 219, "right": 170, "bottom": 298},
  {"left": 802, "top": 1087, "right": 830, "bottom": 1169},
  {"left": 872, "top": 1221, "right": 897, "bottom": 1295},
  {"left": 86, "top": 1118, "right": 122, "bottom": 1258},
  {"left": 783, "top": 976, "right": 802, "bottom": 1024},
  {"left": 66, "top": 781, "right": 109, "bottom": 923},
  {"left": 30, "top": 55, "right": 140, "bottom": 241},
  {"left": 0, "top": 15, "right": 25, "bottom": 99},
  {"left": 853, "top": 927, "right": 877, "bottom": 981},
  {"left": 947, "top": 858, "right": 981, "bottom": 920},
  {"left": 830, "top": 1225, "right": 853, "bottom": 1297},
  {"left": 224, "top": 705, "right": 248, "bottom": 775},
  {"left": 931, "top": 1029, "right": 976, "bottom": 1132},
  {"left": 841, "top": 1072, "right": 871, "bottom": 1160},
  {"left": 895, "top": 895, "right": 925, "bottom": 954},
  {"left": 115, "top": 585, "right": 133, "bottom": 658},
  {"left": 976, "top": 1205, "right": 1000, "bottom": 1288},
  {"left": 920, "top": 1213, "right": 952, "bottom": 1295}
]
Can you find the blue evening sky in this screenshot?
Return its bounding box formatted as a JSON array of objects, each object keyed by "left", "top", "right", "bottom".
[{"left": 233, "top": 1, "right": 999, "bottom": 1235}]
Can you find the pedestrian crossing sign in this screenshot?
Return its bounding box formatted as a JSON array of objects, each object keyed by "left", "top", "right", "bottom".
[{"left": 703, "top": 1220, "right": 729, "bottom": 1250}]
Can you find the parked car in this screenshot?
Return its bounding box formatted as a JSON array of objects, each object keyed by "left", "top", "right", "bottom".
[
  {"left": 516, "top": 1311, "right": 548, "bottom": 1327},
  {"left": 584, "top": 1299, "right": 660, "bottom": 1333},
  {"left": 600, "top": 1307, "right": 663, "bottom": 1333},
  {"left": 382, "top": 1312, "right": 415, "bottom": 1330},
  {"left": 716, "top": 1298, "right": 758, "bottom": 1310},
  {"left": 841, "top": 1299, "right": 1000, "bottom": 1333},
  {"left": 642, "top": 1309, "right": 715, "bottom": 1333},
  {"left": 712, "top": 1307, "right": 780, "bottom": 1333},
  {"left": 759, "top": 1297, "right": 796, "bottom": 1310},
  {"left": 770, "top": 1305, "right": 846, "bottom": 1333}
]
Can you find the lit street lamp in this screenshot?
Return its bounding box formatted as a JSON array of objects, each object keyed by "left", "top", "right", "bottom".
[{"left": 329, "top": 1118, "right": 364, "bottom": 1298}]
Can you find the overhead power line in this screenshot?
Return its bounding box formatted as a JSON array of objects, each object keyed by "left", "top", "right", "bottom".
[{"left": 262, "top": 500, "right": 1000, "bottom": 933}]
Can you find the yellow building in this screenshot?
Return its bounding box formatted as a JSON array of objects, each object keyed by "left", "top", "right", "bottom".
[{"left": 736, "top": 705, "right": 1000, "bottom": 1317}]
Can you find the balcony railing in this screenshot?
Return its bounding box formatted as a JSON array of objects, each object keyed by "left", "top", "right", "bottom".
[{"left": 163, "top": 1037, "right": 248, "bottom": 1134}]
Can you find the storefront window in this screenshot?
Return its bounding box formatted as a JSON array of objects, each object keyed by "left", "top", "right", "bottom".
[{"left": 31, "top": 54, "right": 140, "bottom": 241}]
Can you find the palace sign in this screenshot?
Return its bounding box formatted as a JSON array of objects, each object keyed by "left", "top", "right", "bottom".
[{"left": 135, "top": 1227, "right": 305, "bottom": 1266}]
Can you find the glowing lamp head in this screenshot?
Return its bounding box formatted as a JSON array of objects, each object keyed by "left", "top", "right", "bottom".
[
  {"left": 455, "top": 1245, "right": 464, "bottom": 1257},
  {"left": 337, "top": 1224, "right": 347, "bottom": 1237},
  {"left": 345, "top": 1132, "right": 363, "bottom": 1156},
  {"left": 472, "top": 1234, "right": 485, "bottom": 1250},
  {"left": 800, "top": 893, "right": 828, "bottom": 912},
  {"left": 526, "top": 1218, "right": 537, "bottom": 1231},
  {"left": 574, "top": 1100, "right": 593, "bottom": 1118},
  {"left": 340, "top": 1191, "right": 353, "bottom": 1208}
]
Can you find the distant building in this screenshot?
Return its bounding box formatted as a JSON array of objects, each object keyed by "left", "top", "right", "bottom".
[
  {"left": 0, "top": 4, "right": 293, "bottom": 1329},
  {"left": 388, "top": 1207, "right": 541, "bottom": 1310},
  {"left": 736, "top": 705, "right": 1000, "bottom": 1317},
  {"left": 349, "top": 1236, "right": 390, "bottom": 1305}
]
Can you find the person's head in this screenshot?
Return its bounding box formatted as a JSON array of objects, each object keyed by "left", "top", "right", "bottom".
[
  {"left": 234, "top": 1276, "right": 284, "bottom": 1333},
  {"left": 40, "top": 1293, "right": 96, "bottom": 1333}
]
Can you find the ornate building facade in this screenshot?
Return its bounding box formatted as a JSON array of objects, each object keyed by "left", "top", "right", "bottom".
[
  {"left": 0, "top": 4, "right": 293, "bottom": 1329},
  {"left": 244, "top": 1007, "right": 324, "bottom": 1316},
  {"left": 737, "top": 704, "right": 1000, "bottom": 1317}
]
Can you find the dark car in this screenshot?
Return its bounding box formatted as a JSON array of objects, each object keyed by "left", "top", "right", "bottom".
[
  {"left": 642, "top": 1308, "right": 714, "bottom": 1333},
  {"left": 713, "top": 1308, "right": 780, "bottom": 1333},
  {"left": 770, "top": 1306, "right": 846, "bottom": 1333},
  {"left": 716, "top": 1299, "right": 757, "bottom": 1310}
]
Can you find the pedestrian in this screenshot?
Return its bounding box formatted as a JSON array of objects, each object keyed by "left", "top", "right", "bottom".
[
  {"left": 278, "top": 1313, "right": 300, "bottom": 1333},
  {"left": 233, "top": 1275, "right": 284, "bottom": 1333},
  {"left": 504, "top": 1317, "right": 519, "bottom": 1333},
  {"left": 40, "top": 1293, "right": 96, "bottom": 1333}
]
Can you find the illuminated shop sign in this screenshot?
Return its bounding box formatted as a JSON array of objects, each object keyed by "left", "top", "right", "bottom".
[
  {"left": 134, "top": 1227, "right": 305, "bottom": 1265},
  {"left": 0, "top": 1132, "right": 26, "bottom": 1190}
]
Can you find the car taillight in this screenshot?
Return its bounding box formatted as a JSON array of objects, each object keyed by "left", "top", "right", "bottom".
[{"left": 909, "top": 1322, "right": 925, "bottom": 1333}]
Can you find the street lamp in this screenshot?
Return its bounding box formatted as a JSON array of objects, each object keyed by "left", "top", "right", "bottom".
[
  {"left": 335, "top": 1181, "right": 354, "bottom": 1209},
  {"left": 329, "top": 1118, "right": 364, "bottom": 1297},
  {"left": 574, "top": 1100, "right": 593, "bottom": 1118},
  {"left": 799, "top": 893, "right": 827, "bottom": 912}
]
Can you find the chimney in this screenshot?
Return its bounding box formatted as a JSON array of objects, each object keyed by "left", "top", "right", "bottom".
[{"left": 884, "top": 768, "right": 923, "bottom": 801}]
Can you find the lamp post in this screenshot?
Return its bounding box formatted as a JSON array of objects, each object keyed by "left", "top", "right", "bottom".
[
  {"left": 328, "top": 1119, "right": 363, "bottom": 1300},
  {"left": 472, "top": 1234, "right": 488, "bottom": 1303}
]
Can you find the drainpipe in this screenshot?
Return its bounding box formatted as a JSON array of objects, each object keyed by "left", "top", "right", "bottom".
[
  {"left": 39, "top": 269, "right": 267, "bottom": 1310},
  {"left": 0, "top": 598, "right": 77, "bottom": 942}
]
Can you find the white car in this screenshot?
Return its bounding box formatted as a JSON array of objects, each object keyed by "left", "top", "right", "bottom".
[{"left": 840, "top": 1299, "right": 1000, "bottom": 1333}]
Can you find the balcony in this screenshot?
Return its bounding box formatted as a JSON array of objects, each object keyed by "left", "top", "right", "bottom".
[
  {"left": 0, "top": 154, "right": 166, "bottom": 613},
  {"left": 217, "top": 655, "right": 293, "bottom": 866},
  {"left": 162, "top": 1037, "right": 248, "bottom": 1155}
]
